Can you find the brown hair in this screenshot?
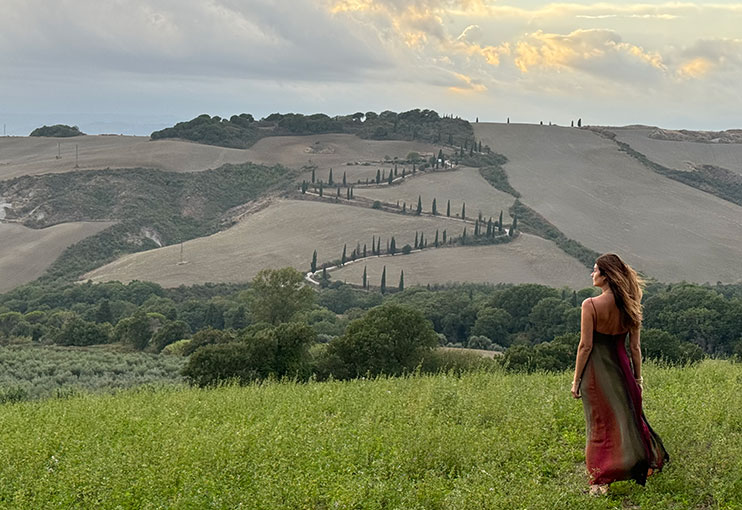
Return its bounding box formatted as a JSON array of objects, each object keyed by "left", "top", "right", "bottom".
[{"left": 596, "top": 253, "right": 645, "bottom": 330}]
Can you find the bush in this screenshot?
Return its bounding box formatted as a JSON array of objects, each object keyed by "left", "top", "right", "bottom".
[
  {"left": 325, "top": 304, "right": 438, "bottom": 379},
  {"left": 419, "top": 349, "right": 498, "bottom": 374},
  {"left": 29, "top": 124, "right": 85, "bottom": 137}
]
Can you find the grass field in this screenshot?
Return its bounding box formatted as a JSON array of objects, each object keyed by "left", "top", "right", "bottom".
[
  {"left": 0, "top": 134, "right": 439, "bottom": 181},
  {"left": 331, "top": 234, "right": 589, "bottom": 289},
  {"left": 473, "top": 123, "right": 742, "bottom": 284},
  {"left": 0, "top": 360, "right": 738, "bottom": 509},
  {"left": 611, "top": 127, "right": 742, "bottom": 175},
  {"left": 83, "top": 199, "right": 464, "bottom": 287},
  {"left": 354, "top": 166, "right": 516, "bottom": 222},
  {"left": 0, "top": 221, "right": 114, "bottom": 292}
]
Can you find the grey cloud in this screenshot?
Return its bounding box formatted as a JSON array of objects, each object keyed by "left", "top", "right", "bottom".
[{"left": 0, "top": 0, "right": 386, "bottom": 82}]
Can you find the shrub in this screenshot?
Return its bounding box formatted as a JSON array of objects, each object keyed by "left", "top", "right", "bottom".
[{"left": 325, "top": 304, "right": 438, "bottom": 379}]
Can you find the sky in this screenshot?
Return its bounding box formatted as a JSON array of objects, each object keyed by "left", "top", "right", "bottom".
[{"left": 2, "top": 0, "right": 741, "bottom": 135}]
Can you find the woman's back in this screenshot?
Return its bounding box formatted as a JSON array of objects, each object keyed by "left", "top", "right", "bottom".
[{"left": 589, "top": 294, "right": 628, "bottom": 335}]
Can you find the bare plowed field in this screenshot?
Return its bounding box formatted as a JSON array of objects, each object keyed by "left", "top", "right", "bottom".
[
  {"left": 354, "top": 167, "right": 516, "bottom": 221},
  {"left": 83, "top": 200, "right": 464, "bottom": 287},
  {"left": 610, "top": 127, "right": 742, "bottom": 175},
  {"left": 331, "top": 234, "right": 589, "bottom": 289},
  {"left": 0, "top": 134, "right": 439, "bottom": 181},
  {"left": 474, "top": 123, "right": 742, "bottom": 283},
  {"left": 0, "top": 221, "right": 114, "bottom": 292}
]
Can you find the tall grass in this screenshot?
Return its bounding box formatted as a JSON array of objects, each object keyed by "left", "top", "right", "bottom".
[{"left": 0, "top": 361, "right": 739, "bottom": 509}]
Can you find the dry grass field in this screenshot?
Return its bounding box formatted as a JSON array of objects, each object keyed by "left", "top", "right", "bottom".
[
  {"left": 354, "top": 166, "right": 516, "bottom": 221},
  {"left": 83, "top": 200, "right": 464, "bottom": 287},
  {"left": 0, "top": 221, "right": 114, "bottom": 292},
  {"left": 611, "top": 126, "right": 742, "bottom": 174},
  {"left": 331, "top": 233, "right": 589, "bottom": 289},
  {"left": 0, "top": 134, "right": 439, "bottom": 181},
  {"left": 474, "top": 123, "right": 742, "bottom": 284}
]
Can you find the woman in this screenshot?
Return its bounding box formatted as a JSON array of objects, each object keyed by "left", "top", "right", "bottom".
[{"left": 571, "top": 253, "right": 668, "bottom": 495}]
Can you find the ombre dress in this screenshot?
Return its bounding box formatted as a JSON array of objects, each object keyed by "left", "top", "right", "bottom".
[{"left": 578, "top": 298, "right": 669, "bottom": 486}]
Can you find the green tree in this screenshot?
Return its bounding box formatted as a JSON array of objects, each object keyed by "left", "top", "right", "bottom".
[
  {"left": 342, "top": 244, "right": 347, "bottom": 265},
  {"left": 461, "top": 202, "right": 466, "bottom": 219},
  {"left": 319, "top": 181, "right": 324, "bottom": 197},
  {"left": 471, "top": 308, "right": 512, "bottom": 345},
  {"left": 311, "top": 168, "right": 315, "bottom": 183},
  {"left": 325, "top": 304, "right": 438, "bottom": 378},
  {"left": 249, "top": 268, "right": 315, "bottom": 325},
  {"left": 342, "top": 171, "right": 347, "bottom": 186},
  {"left": 56, "top": 316, "right": 111, "bottom": 346},
  {"left": 376, "top": 169, "right": 381, "bottom": 184},
  {"left": 362, "top": 266, "right": 367, "bottom": 289},
  {"left": 432, "top": 198, "right": 437, "bottom": 215},
  {"left": 446, "top": 200, "right": 451, "bottom": 217},
  {"left": 414, "top": 232, "right": 419, "bottom": 249},
  {"left": 416, "top": 195, "right": 422, "bottom": 215},
  {"left": 499, "top": 210, "right": 504, "bottom": 233},
  {"left": 388, "top": 171, "right": 393, "bottom": 185},
  {"left": 114, "top": 310, "right": 152, "bottom": 350},
  {"left": 328, "top": 168, "right": 334, "bottom": 186},
  {"left": 151, "top": 320, "right": 190, "bottom": 352},
  {"left": 381, "top": 266, "right": 387, "bottom": 294},
  {"left": 311, "top": 250, "right": 318, "bottom": 273},
  {"left": 390, "top": 237, "right": 397, "bottom": 255},
  {"left": 434, "top": 230, "right": 439, "bottom": 247},
  {"left": 399, "top": 271, "right": 405, "bottom": 292}
]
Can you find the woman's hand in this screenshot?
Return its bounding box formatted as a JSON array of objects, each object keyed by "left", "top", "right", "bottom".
[{"left": 571, "top": 379, "right": 581, "bottom": 399}]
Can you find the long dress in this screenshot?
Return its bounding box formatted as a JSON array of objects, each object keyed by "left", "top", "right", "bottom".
[{"left": 578, "top": 299, "right": 669, "bottom": 486}]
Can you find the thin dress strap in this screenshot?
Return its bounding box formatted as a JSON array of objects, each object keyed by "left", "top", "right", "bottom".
[{"left": 589, "top": 297, "right": 597, "bottom": 331}]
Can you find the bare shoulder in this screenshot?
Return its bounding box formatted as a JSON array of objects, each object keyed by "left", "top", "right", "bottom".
[{"left": 581, "top": 297, "right": 594, "bottom": 310}]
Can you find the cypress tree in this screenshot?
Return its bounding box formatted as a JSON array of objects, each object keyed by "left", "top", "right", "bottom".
[
  {"left": 398, "top": 270, "right": 404, "bottom": 291},
  {"left": 311, "top": 250, "right": 317, "bottom": 273},
  {"left": 350, "top": 187, "right": 354, "bottom": 199},
  {"left": 319, "top": 181, "right": 324, "bottom": 197},
  {"left": 474, "top": 220, "right": 479, "bottom": 237},
  {"left": 394, "top": 165, "right": 398, "bottom": 176},
  {"left": 499, "top": 210, "right": 504, "bottom": 233},
  {"left": 388, "top": 171, "right": 393, "bottom": 185},
  {"left": 386, "top": 239, "right": 389, "bottom": 253},
  {"left": 390, "top": 236, "right": 397, "bottom": 255},
  {"left": 402, "top": 168, "right": 406, "bottom": 177},
  {"left": 311, "top": 168, "right": 315, "bottom": 183},
  {"left": 462, "top": 227, "right": 467, "bottom": 243},
  {"left": 380, "top": 266, "right": 387, "bottom": 294},
  {"left": 377, "top": 237, "right": 381, "bottom": 255},
  {"left": 461, "top": 202, "right": 466, "bottom": 219},
  {"left": 301, "top": 180, "right": 307, "bottom": 194},
  {"left": 347, "top": 187, "right": 350, "bottom": 200},
  {"left": 419, "top": 232, "right": 424, "bottom": 248},
  {"left": 363, "top": 244, "right": 367, "bottom": 257},
  {"left": 337, "top": 186, "right": 341, "bottom": 197},
  {"left": 328, "top": 169, "right": 334, "bottom": 186},
  {"left": 572, "top": 290, "right": 578, "bottom": 307},
  {"left": 382, "top": 169, "right": 386, "bottom": 181},
  {"left": 402, "top": 202, "right": 406, "bottom": 213},
  {"left": 432, "top": 198, "right": 437, "bottom": 215},
  {"left": 372, "top": 235, "right": 376, "bottom": 255},
  {"left": 416, "top": 195, "right": 422, "bottom": 215},
  {"left": 414, "top": 231, "right": 419, "bottom": 249},
  {"left": 512, "top": 215, "right": 518, "bottom": 232},
  {"left": 412, "top": 163, "right": 416, "bottom": 174},
  {"left": 443, "top": 230, "right": 447, "bottom": 243},
  {"left": 342, "top": 244, "right": 347, "bottom": 265},
  {"left": 478, "top": 141, "right": 482, "bottom": 152},
  {"left": 376, "top": 169, "right": 381, "bottom": 184},
  {"left": 322, "top": 266, "right": 328, "bottom": 281},
  {"left": 438, "top": 149, "right": 444, "bottom": 166},
  {"left": 363, "top": 266, "right": 368, "bottom": 289},
  {"left": 487, "top": 218, "right": 493, "bottom": 237},
  {"left": 342, "top": 171, "right": 347, "bottom": 186},
  {"left": 446, "top": 200, "right": 451, "bottom": 217},
  {"left": 434, "top": 229, "right": 439, "bottom": 247},
  {"left": 351, "top": 248, "right": 357, "bottom": 261}
]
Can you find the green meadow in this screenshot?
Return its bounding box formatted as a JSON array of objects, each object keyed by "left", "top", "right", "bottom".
[{"left": 1, "top": 360, "right": 740, "bottom": 509}]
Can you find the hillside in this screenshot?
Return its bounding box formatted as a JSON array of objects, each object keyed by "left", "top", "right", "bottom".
[
  {"left": 0, "top": 222, "right": 114, "bottom": 292},
  {"left": 0, "top": 361, "right": 738, "bottom": 509},
  {"left": 611, "top": 126, "right": 742, "bottom": 174},
  {"left": 473, "top": 123, "right": 742, "bottom": 284}
]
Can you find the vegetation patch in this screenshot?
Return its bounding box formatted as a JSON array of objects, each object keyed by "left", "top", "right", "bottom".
[
  {"left": 0, "top": 361, "right": 739, "bottom": 508},
  {"left": 0, "top": 163, "right": 296, "bottom": 283},
  {"left": 151, "top": 109, "right": 474, "bottom": 149},
  {"left": 29, "top": 124, "right": 85, "bottom": 137}
]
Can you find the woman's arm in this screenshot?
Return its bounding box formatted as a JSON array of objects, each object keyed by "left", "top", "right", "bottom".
[
  {"left": 571, "top": 299, "right": 595, "bottom": 398},
  {"left": 629, "top": 326, "right": 642, "bottom": 388}
]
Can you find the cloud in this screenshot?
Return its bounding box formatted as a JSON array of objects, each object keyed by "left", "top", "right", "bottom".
[
  {"left": 512, "top": 29, "right": 666, "bottom": 79},
  {"left": 0, "top": 0, "right": 385, "bottom": 82}
]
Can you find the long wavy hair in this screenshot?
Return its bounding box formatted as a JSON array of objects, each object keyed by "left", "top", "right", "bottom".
[{"left": 596, "top": 253, "right": 645, "bottom": 330}]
